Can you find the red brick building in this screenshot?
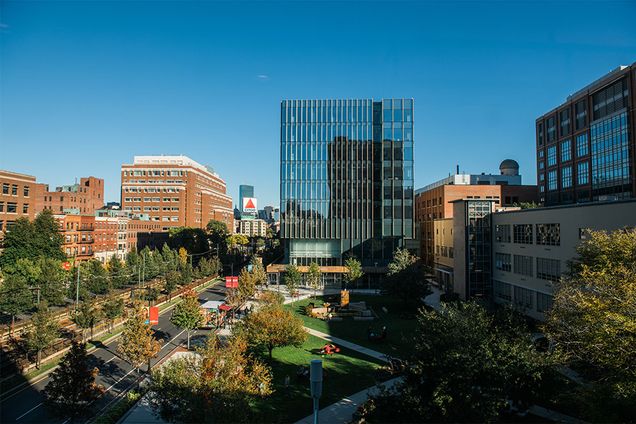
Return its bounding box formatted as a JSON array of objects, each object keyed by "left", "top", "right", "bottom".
[
  {"left": 39, "top": 177, "right": 104, "bottom": 215},
  {"left": 121, "top": 156, "right": 233, "bottom": 231},
  {"left": 0, "top": 170, "right": 45, "bottom": 236}
]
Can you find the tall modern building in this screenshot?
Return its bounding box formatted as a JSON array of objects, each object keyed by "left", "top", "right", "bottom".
[
  {"left": 536, "top": 63, "right": 636, "bottom": 206},
  {"left": 238, "top": 184, "right": 256, "bottom": 218},
  {"left": 276, "top": 98, "right": 414, "bottom": 280}
]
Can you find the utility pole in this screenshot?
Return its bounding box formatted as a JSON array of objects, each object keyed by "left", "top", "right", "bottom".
[{"left": 75, "top": 262, "right": 80, "bottom": 311}]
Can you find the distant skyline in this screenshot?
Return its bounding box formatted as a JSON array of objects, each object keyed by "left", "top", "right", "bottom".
[{"left": 1, "top": 1, "right": 635, "bottom": 207}]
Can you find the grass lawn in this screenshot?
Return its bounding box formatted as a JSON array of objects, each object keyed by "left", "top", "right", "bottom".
[
  {"left": 285, "top": 294, "right": 420, "bottom": 358},
  {"left": 251, "top": 334, "right": 385, "bottom": 423}
]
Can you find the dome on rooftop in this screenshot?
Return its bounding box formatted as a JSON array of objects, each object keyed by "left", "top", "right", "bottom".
[{"left": 499, "top": 159, "right": 519, "bottom": 176}]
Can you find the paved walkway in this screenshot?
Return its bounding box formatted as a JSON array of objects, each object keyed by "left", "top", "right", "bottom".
[
  {"left": 295, "top": 377, "right": 402, "bottom": 424},
  {"left": 303, "top": 327, "right": 388, "bottom": 363}
]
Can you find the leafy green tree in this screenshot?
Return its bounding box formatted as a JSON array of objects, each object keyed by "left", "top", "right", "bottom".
[
  {"left": 161, "top": 243, "right": 179, "bottom": 272},
  {"left": 197, "top": 256, "right": 220, "bottom": 278},
  {"left": 117, "top": 302, "right": 161, "bottom": 373},
  {"left": 250, "top": 258, "right": 267, "bottom": 289},
  {"left": 227, "top": 234, "right": 249, "bottom": 253},
  {"left": 387, "top": 248, "right": 430, "bottom": 310},
  {"left": 0, "top": 218, "right": 34, "bottom": 268},
  {"left": 168, "top": 227, "right": 209, "bottom": 255},
  {"left": 237, "top": 267, "right": 257, "bottom": 303},
  {"left": 84, "top": 260, "right": 110, "bottom": 295},
  {"left": 237, "top": 303, "right": 306, "bottom": 359},
  {"left": 206, "top": 219, "right": 229, "bottom": 255},
  {"left": 25, "top": 302, "right": 59, "bottom": 368},
  {"left": 360, "top": 303, "right": 557, "bottom": 422},
  {"left": 307, "top": 262, "right": 322, "bottom": 298},
  {"left": 37, "top": 258, "right": 68, "bottom": 306},
  {"left": 140, "top": 246, "right": 160, "bottom": 280},
  {"left": 545, "top": 228, "right": 636, "bottom": 421},
  {"left": 343, "top": 257, "right": 363, "bottom": 289},
  {"left": 0, "top": 273, "right": 33, "bottom": 334},
  {"left": 170, "top": 291, "right": 203, "bottom": 349},
  {"left": 179, "top": 262, "right": 194, "bottom": 285},
  {"left": 32, "top": 210, "right": 65, "bottom": 260},
  {"left": 125, "top": 250, "right": 141, "bottom": 284},
  {"left": 44, "top": 340, "right": 104, "bottom": 418},
  {"left": 72, "top": 299, "right": 102, "bottom": 341},
  {"left": 107, "top": 256, "right": 128, "bottom": 289},
  {"left": 102, "top": 295, "right": 124, "bottom": 332},
  {"left": 283, "top": 264, "right": 301, "bottom": 300},
  {"left": 164, "top": 270, "right": 181, "bottom": 295},
  {"left": 148, "top": 335, "right": 271, "bottom": 423}
]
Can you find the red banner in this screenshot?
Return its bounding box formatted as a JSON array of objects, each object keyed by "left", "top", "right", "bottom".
[
  {"left": 149, "top": 306, "right": 159, "bottom": 325},
  {"left": 225, "top": 276, "right": 238, "bottom": 288},
  {"left": 61, "top": 261, "right": 71, "bottom": 271}
]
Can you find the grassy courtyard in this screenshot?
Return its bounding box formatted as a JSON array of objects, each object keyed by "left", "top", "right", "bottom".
[
  {"left": 252, "top": 334, "right": 384, "bottom": 423},
  {"left": 285, "top": 294, "right": 420, "bottom": 358}
]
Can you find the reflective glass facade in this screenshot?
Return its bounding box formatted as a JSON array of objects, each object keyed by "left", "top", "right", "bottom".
[
  {"left": 280, "top": 99, "right": 414, "bottom": 266},
  {"left": 591, "top": 111, "right": 631, "bottom": 198}
]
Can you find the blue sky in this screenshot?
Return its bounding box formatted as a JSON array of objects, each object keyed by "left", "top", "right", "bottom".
[{"left": 1, "top": 1, "right": 635, "bottom": 206}]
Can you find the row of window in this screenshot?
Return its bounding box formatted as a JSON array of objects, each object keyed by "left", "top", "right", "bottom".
[
  {"left": 124, "top": 197, "right": 180, "bottom": 203},
  {"left": 0, "top": 202, "right": 28, "bottom": 214},
  {"left": 1, "top": 183, "right": 30, "bottom": 197},
  {"left": 496, "top": 223, "right": 560, "bottom": 245},
  {"left": 124, "top": 187, "right": 180, "bottom": 193},
  {"left": 493, "top": 281, "right": 554, "bottom": 313},
  {"left": 123, "top": 170, "right": 185, "bottom": 177},
  {"left": 495, "top": 253, "right": 561, "bottom": 281}
]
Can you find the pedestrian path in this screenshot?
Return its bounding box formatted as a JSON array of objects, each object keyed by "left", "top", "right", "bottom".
[
  {"left": 303, "top": 327, "right": 388, "bottom": 363},
  {"left": 294, "top": 377, "right": 402, "bottom": 424}
]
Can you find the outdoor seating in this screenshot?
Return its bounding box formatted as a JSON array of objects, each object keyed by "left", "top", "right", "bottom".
[{"left": 320, "top": 343, "right": 340, "bottom": 355}]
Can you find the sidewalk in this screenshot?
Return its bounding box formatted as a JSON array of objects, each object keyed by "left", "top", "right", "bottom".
[
  {"left": 303, "top": 327, "right": 388, "bottom": 363},
  {"left": 295, "top": 377, "right": 402, "bottom": 424}
]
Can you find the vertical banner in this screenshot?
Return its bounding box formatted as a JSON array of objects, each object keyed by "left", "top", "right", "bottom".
[{"left": 149, "top": 306, "right": 159, "bottom": 325}]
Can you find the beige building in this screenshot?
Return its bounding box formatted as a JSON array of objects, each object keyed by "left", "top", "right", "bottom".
[
  {"left": 121, "top": 155, "right": 233, "bottom": 232},
  {"left": 236, "top": 219, "right": 267, "bottom": 237},
  {"left": 433, "top": 218, "right": 454, "bottom": 291},
  {"left": 491, "top": 200, "right": 636, "bottom": 320}
]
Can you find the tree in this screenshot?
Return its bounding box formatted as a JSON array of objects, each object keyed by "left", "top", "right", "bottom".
[
  {"left": 359, "top": 302, "right": 557, "bottom": 423},
  {"left": 25, "top": 302, "right": 59, "bottom": 368},
  {"left": 198, "top": 256, "right": 220, "bottom": 278},
  {"left": 168, "top": 227, "right": 209, "bottom": 256},
  {"left": 306, "top": 262, "right": 322, "bottom": 298},
  {"left": 72, "top": 299, "right": 102, "bottom": 341},
  {"left": 238, "top": 303, "right": 306, "bottom": 359},
  {"left": 149, "top": 335, "right": 271, "bottom": 423},
  {"left": 164, "top": 270, "right": 181, "bottom": 295},
  {"left": 545, "top": 228, "right": 636, "bottom": 421},
  {"left": 227, "top": 234, "right": 249, "bottom": 253},
  {"left": 387, "top": 248, "right": 430, "bottom": 310},
  {"left": 206, "top": 219, "right": 229, "bottom": 256},
  {"left": 32, "top": 210, "right": 65, "bottom": 261},
  {"left": 44, "top": 340, "right": 104, "bottom": 418},
  {"left": 283, "top": 264, "right": 301, "bottom": 300},
  {"left": 238, "top": 267, "right": 257, "bottom": 302},
  {"left": 107, "top": 256, "right": 128, "bottom": 289},
  {"left": 102, "top": 295, "right": 124, "bottom": 332},
  {"left": 0, "top": 273, "right": 33, "bottom": 334},
  {"left": 84, "top": 260, "right": 110, "bottom": 295},
  {"left": 117, "top": 303, "right": 161, "bottom": 373},
  {"left": 161, "top": 243, "right": 179, "bottom": 272},
  {"left": 36, "top": 258, "right": 68, "bottom": 306},
  {"left": 250, "top": 259, "right": 267, "bottom": 290},
  {"left": 170, "top": 291, "right": 203, "bottom": 349},
  {"left": 343, "top": 257, "right": 362, "bottom": 289}
]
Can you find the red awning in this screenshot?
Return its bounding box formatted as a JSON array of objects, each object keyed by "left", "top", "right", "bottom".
[{"left": 219, "top": 304, "right": 231, "bottom": 311}]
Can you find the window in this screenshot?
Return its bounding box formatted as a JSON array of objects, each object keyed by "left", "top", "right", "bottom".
[
  {"left": 547, "top": 146, "right": 557, "bottom": 166},
  {"left": 495, "top": 224, "right": 511, "bottom": 242},
  {"left": 559, "top": 108, "right": 570, "bottom": 137},
  {"left": 513, "top": 254, "right": 533, "bottom": 276},
  {"left": 575, "top": 100, "right": 587, "bottom": 130},
  {"left": 0, "top": 202, "right": 3, "bottom": 212},
  {"left": 548, "top": 170, "right": 557, "bottom": 191},
  {"left": 561, "top": 166, "right": 572, "bottom": 189},
  {"left": 537, "top": 293, "right": 553, "bottom": 313},
  {"left": 11, "top": 185, "right": 17, "bottom": 195},
  {"left": 560, "top": 139, "right": 571, "bottom": 162},
  {"left": 494, "top": 280, "right": 512, "bottom": 302},
  {"left": 22, "top": 204, "right": 29, "bottom": 214},
  {"left": 2, "top": 183, "right": 8, "bottom": 194},
  {"left": 495, "top": 253, "right": 512, "bottom": 272},
  {"left": 7, "top": 202, "right": 17, "bottom": 213},
  {"left": 546, "top": 115, "right": 556, "bottom": 143},
  {"left": 513, "top": 224, "right": 533, "bottom": 244},
  {"left": 577, "top": 161, "right": 589, "bottom": 185},
  {"left": 537, "top": 122, "right": 544, "bottom": 146},
  {"left": 536, "top": 257, "right": 561, "bottom": 281},
  {"left": 514, "top": 286, "right": 534, "bottom": 309},
  {"left": 23, "top": 186, "right": 30, "bottom": 197},
  {"left": 536, "top": 224, "right": 560, "bottom": 245},
  {"left": 576, "top": 133, "right": 588, "bottom": 157}
]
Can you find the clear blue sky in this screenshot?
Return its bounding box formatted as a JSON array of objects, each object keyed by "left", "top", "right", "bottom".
[{"left": 1, "top": 1, "right": 635, "bottom": 206}]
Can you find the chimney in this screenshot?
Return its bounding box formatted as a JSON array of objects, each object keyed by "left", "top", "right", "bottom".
[{"left": 456, "top": 164, "right": 459, "bottom": 175}]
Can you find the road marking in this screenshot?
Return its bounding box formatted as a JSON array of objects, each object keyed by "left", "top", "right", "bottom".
[
  {"left": 102, "top": 366, "right": 138, "bottom": 394},
  {"left": 15, "top": 402, "right": 42, "bottom": 420},
  {"left": 104, "top": 356, "right": 117, "bottom": 364}
]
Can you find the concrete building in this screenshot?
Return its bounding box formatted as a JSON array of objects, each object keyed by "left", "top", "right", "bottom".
[
  {"left": 38, "top": 176, "right": 105, "bottom": 215},
  {"left": 0, "top": 170, "right": 44, "bottom": 236},
  {"left": 536, "top": 63, "right": 636, "bottom": 205},
  {"left": 120, "top": 155, "right": 233, "bottom": 232},
  {"left": 236, "top": 218, "right": 268, "bottom": 237},
  {"left": 415, "top": 160, "right": 538, "bottom": 268},
  {"left": 490, "top": 200, "right": 636, "bottom": 320}
]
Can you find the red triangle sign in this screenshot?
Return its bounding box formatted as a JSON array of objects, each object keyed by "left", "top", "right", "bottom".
[{"left": 245, "top": 199, "right": 255, "bottom": 209}]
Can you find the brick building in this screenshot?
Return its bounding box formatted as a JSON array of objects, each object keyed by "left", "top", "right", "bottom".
[
  {"left": 415, "top": 160, "right": 538, "bottom": 268},
  {"left": 0, "top": 170, "right": 45, "bottom": 236},
  {"left": 56, "top": 214, "right": 96, "bottom": 260},
  {"left": 120, "top": 155, "right": 233, "bottom": 231},
  {"left": 39, "top": 176, "right": 105, "bottom": 215}
]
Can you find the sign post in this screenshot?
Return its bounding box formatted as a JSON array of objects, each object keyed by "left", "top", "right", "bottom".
[{"left": 310, "top": 359, "right": 323, "bottom": 424}]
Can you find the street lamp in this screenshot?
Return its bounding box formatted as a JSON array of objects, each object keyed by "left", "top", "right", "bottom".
[{"left": 310, "top": 359, "right": 323, "bottom": 424}]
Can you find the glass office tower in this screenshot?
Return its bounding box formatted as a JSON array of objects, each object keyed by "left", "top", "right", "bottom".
[{"left": 280, "top": 98, "right": 414, "bottom": 267}]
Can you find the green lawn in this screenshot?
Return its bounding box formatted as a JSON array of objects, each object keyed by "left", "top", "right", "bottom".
[
  {"left": 251, "top": 334, "right": 384, "bottom": 423},
  {"left": 285, "top": 294, "right": 419, "bottom": 358}
]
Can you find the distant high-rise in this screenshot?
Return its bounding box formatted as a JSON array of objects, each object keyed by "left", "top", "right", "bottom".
[
  {"left": 278, "top": 98, "right": 414, "bottom": 277},
  {"left": 239, "top": 184, "right": 256, "bottom": 218},
  {"left": 536, "top": 63, "right": 636, "bottom": 205}
]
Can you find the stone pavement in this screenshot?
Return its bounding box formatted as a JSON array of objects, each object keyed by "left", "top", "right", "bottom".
[{"left": 295, "top": 377, "right": 403, "bottom": 424}]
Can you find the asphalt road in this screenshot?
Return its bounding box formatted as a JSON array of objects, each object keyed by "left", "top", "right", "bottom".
[{"left": 0, "top": 280, "right": 227, "bottom": 424}]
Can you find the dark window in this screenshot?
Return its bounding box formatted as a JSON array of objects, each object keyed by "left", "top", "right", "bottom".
[
  {"left": 495, "top": 253, "right": 511, "bottom": 271},
  {"left": 536, "top": 224, "right": 560, "bottom": 246},
  {"left": 575, "top": 100, "right": 587, "bottom": 130},
  {"left": 537, "top": 292, "right": 553, "bottom": 312},
  {"left": 494, "top": 280, "right": 512, "bottom": 301},
  {"left": 11, "top": 185, "right": 17, "bottom": 196},
  {"left": 495, "top": 224, "right": 511, "bottom": 242},
  {"left": 2, "top": 183, "right": 9, "bottom": 194},
  {"left": 23, "top": 186, "right": 30, "bottom": 197},
  {"left": 546, "top": 115, "right": 556, "bottom": 143},
  {"left": 559, "top": 108, "right": 570, "bottom": 137},
  {"left": 537, "top": 122, "right": 544, "bottom": 146},
  {"left": 514, "top": 286, "right": 534, "bottom": 309},
  {"left": 7, "top": 202, "right": 17, "bottom": 213},
  {"left": 592, "top": 78, "right": 629, "bottom": 120},
  {"left": 513, "top": 224, "right": 533, "bottom": 244},
  {"left": 537, "top": 257, "right": 561, "bottom": 281},
  {"left": 513, "top": 254, "right": 533, "bottom": 276}
]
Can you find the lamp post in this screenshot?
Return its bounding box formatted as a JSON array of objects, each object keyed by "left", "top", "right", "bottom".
[{"left": 310, "top": 359, "right": 323, "bottom": 424}]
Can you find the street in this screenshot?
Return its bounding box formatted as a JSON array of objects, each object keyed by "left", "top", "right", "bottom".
[{"left": 0, "top": 280, "right": 226, "bottom": 424}]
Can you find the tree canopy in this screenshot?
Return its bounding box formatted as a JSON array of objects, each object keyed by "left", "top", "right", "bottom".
[{"left": 387, "top": 248, "right": 430, "bottom": 310}]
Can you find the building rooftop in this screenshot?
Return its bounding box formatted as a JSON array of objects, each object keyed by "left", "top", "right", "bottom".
[{"left": 129, "top": 155, "right": 218, "bottom": 176}]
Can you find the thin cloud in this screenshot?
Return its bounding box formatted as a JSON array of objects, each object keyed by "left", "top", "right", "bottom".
[
  {"left": 257, "top": 74, "right": 269, "bottom": 80},
  {"left": 0, "top": 23, "right": 9, "bottom": 29}
]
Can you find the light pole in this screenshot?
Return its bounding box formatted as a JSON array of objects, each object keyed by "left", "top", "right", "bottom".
[
  {"left": 75, "top": 260, "right": 81, "bottom": 311},
  {"left": 310, "top": 359, "right": 323, "bottom": 424}
]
